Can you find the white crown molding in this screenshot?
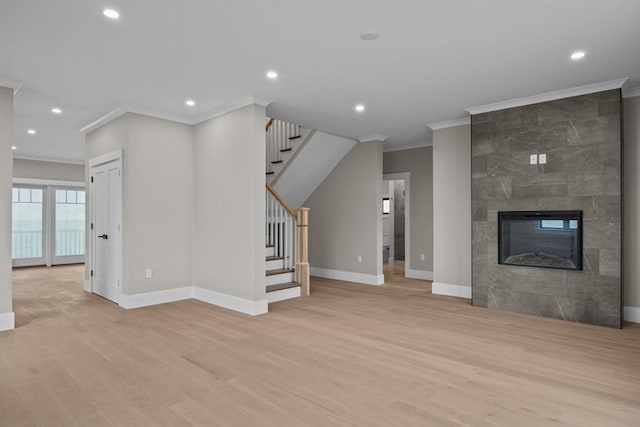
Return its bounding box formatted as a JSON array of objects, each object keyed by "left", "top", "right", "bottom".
[
  {"left": 432, "top": 282, "right": 472, "bottom": 299},
  {"left": 427, "top": 117, "right": 471, "bottom": 130},
  {"left": 13, "top": 154, "right": 85, "bottom": 165},
  {"left": 0, "top": 76, "right": 23, "bottom": 95},
  {"left": 190, "top": 95, "right": 270, "bottom": 125},
  {"left": 624, "top": 86, "right": 640, "bottom": 98},
  {"left": 383, "top": 141, "right": 432, "bottom": 153},
  {"left": 358, "top": 134, "right": 388, "bottom": 143},
  {"left": 80, "top": 96, "right": 271, "bottom": 134},
  {"left": 466, "top": 78, "right": 629, "bottom": 115}
]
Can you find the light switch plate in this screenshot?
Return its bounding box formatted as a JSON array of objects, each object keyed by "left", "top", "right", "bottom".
[
  {"left": 530, "top": 154, "right": 538, "bottom": 165},
  {"left": 539, "top": 153, "right": 547, "bottom": 164},
  {"left": 145, "top": 269, "right": 152, "bottom": 279}
]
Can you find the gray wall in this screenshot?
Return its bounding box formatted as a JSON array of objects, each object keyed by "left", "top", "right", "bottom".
[
  {"left": 624, "top": 96, "right": 640, "bottom": 310},
  {"left": 305, "top": 141, "right": 383, "bottom": 281},
  {"left": 0, "top": 87, "right": 13, "bottom": 320},
  {"left": 13, "top": 159, "right": 84, "bottom": 182},
  {"left": 433, "top": 125, "right": 472, "bottom": 290},
  {"left": 471, "top": 90, "right": 623, "bottom": 328},
  {"left": 383, "top": 147, "right": 434, "bottom": 274},
  {"left": 85, "top": 113, "right": 194, "bottom": 295},
  {"left": 192, "top": 105, "right": 266, "bottom": 301}
]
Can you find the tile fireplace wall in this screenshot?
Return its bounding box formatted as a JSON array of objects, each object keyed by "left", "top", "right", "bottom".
[{"left": 471, "top": 89, "right": 623, "bottom": 328}]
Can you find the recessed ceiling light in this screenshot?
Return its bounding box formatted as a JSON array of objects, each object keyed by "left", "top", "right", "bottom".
[
  {"left": 27, "top": 129, "right": 36, "bottom": 135},
  {"left": 12, "top": 146, "right": 16, "bottom": 150},
  {"left": 51, "top": 107, "right": 62, "bottom": 114},
  {"left": 360, "top": 32, "right": 379, "bottom": 41},
  {"left": 266, "top": 71, "right": 278, "bottom": 80},
  {"left": 570, "top": 50, "right": 585, "bottom": 60},
  {"left": 355, "top": 104, "right": 366, "bottom": 113},
  {"left": 185, "top": 99, "right": 196, "bottom": 107},
  {"left": 103, "top": 9, "right": 119, "bottom": 19}
]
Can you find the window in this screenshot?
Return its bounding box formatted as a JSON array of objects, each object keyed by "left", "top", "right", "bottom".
[
  {"left": 12, "top": 185, "right": 86, "bottom": 266},
  {"left": 382, "top": 197, "right": 390, "bottom": 215},
  {"left": 539, "top": 219, "right": 578, "bottom": 230}
]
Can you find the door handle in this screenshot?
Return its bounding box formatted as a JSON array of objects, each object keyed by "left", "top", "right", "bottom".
[{"left": 98, "top": 234, "right": 108, "bottom": 240}]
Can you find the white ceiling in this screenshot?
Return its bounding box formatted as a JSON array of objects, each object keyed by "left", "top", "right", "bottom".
[{"left": 1, "top": 0, "right": 639, "bottom": 163}]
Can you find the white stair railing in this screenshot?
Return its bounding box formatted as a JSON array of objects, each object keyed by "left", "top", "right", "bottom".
[
  {"left": 266, "top": 119, "right": 300, "bottom": 173},
  {"left": 266, "top": 183, "right": 297, "bottom": 271}
]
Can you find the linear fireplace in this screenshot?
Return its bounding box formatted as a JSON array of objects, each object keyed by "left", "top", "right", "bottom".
[{"left": 498, "top": 211, "right": 583, "bottom": 271}]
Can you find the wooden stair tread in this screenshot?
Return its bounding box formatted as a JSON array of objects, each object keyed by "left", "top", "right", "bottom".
[
  {"left": 266, "top": 244, "right": 274, "bottom": 247},
  {"left": 271, "top": 160, "right": 283, "bottom": 164},
  {"left": 266, "top": 256, "right": 284, "bottom": 261},
  {"left": 266, "top": 282, "right": 301, "bottom": 293},
  {"left": 266, "top": 171, "right": 274, "bottom": 175},
  {"left": 280, "top": 148, "right": 292, "bottom": 152},
  {"left": 266, "top": 268, "right": 294, "bottom": 276},
  {"left": 288, "top": 135, "right": 302, "bottom": 140}
]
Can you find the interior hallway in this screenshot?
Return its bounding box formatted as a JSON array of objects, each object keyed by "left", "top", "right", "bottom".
[{"left": 1, "top": 266, "right": 639, "bottom": 426}]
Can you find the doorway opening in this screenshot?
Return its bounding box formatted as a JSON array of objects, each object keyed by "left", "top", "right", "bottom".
[
  {"left": 382, "top": 173, "right": 410, "bottom": 280},
  {"left": 12, "top": 181, "right": 86, "bottom": 267}
]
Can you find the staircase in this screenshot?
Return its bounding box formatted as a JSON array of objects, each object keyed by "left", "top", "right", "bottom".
[{"left": 265, "top": 183, "right": 309, "bottom": 303}]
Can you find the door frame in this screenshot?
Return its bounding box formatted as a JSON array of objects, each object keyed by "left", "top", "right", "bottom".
[
  {"left": 89, "top": 149, "right": 123, "bottom": 303},
  {"left": 383, "top": 173, "right": 411, "bottom": 278},
  {"left": 11, "top": 184, "right": 47, "bottom": 267},
  {"left": 12, "top": 178, "right": 86, "bottom": 267}
]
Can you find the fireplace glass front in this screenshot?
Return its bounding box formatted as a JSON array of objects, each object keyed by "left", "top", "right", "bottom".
[{"left": 498, "top": 211, "right": 583, "bottom": 271}]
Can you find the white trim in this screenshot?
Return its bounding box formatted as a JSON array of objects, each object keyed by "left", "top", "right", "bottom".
[
  {"left": 0, "top": 312, "right": 15, "bottom": 331},
  {"left": 0, "top": 77, "right": 23, "bottom": 95},
  {"left": 427, "top": 117, "right": 470, "bottom": 130},
  {"left": 193, "top": 286, "right": 268, "bottom": 316},
  {"left": 119, "top": 286, "right": 192, "bottom": 309},
  {"left": 89, "top": 149, "right": 123, "bottom": 168},
  {"left": 466, "top": 78, "right": 629, "bottom": 115},
  {"left": 383, "top": 172, "right": 411, "bottom": 280},
  {"left": 267, "top": 286, "right": 301, "bottom": 303},
  {"left": 310, "top": 267, "right": 384, "bottom": 285},
  {"left": 624, "top": 86, "right": 640, "bottom": 98},
  {"left": 13, "top": 178, "right": 84, "bottom": 188},
  {"left": 383, "top": 141, "right": 432, "bottom": 152},
  {"left": 358, "top": 134, "right": 388, "bottom": 143},
  {"left": 432, "top": 282, "right": 472, "bottom": 299},
  {"left": 624, "top": 306, "right": 640, "bottom": 323},
  {"left": 83, "top": 280, "right": 91, "bottom": 293},
  {"left": 80, "top": 97, "right": 269, "bottom": 134},
  {"left": 13, "top": 154, "right": 85, "bottom": 165},
  {"left": 406, "top": 269, "right": 433, "bottom": 281}
]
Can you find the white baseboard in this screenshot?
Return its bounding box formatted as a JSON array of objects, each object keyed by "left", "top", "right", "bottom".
[
  {"left": 267, "top": 286, "right": 301, "bottom": 303},
  {"left": 310, "top": 267, "right": 384, "bottom": 285},
  {"left": 624, "top": 306, "right": 640, "bottom": 323},
  {"left": 193, "top": 286, "right": 268, "bottom": 316},
  {"left": 119, "top": 286, "right": 192, "bottom": 309},
  {"left": 116, "top": 285, "right": 267, "bottom": 316},
  {"left": 0, "top": 312, "right": 15, "bottom": 332},
  {"left": 432, "top": 282, "right": 472, "bottom": 299},
  {"left": 406, "top": 269, "right": 433, "bottom": 281},
  {"left": 83, "top": 279, "right": 91, "bottom": 293}
]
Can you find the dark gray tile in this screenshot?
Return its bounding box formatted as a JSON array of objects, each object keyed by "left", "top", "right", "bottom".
[
  {"left": 567, "top": 115, "right": 620, "bottom": 146},
  {"left": 567, "top": 170, "right": 620, "bottom": 196}
]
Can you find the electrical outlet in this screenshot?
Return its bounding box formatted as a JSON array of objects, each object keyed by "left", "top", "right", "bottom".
[
  {"left": 529, "top": 154, "right": 538, "bottom": 165},
  {"left": 539, "top": 153, "right": 547, "bottom": 164},
  {"left": 420, "top": 254, "right": 425, "bottom": 261},
  {"left": 145, "top": 269, "right": 152, "bottom": 279},
  {"left": 357, "top": 256, "right": 362, "bottom": 263}
]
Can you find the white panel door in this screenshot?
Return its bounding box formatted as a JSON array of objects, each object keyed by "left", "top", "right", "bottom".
[{"left": 91, "top": 161, "right": 122, "bottom": 303}]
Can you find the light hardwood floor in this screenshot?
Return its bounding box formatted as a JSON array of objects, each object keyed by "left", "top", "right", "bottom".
[{"left": 1, "top": 264, "right": 639, "bottom": 426}]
